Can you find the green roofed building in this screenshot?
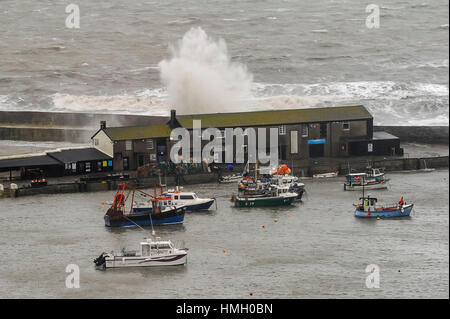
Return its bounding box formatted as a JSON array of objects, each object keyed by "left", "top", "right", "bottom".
[{"left": 91, "top": 106, "right": 402, "bottom": 171}]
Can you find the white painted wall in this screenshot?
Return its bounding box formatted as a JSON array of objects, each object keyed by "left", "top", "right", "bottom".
[{"left": 92, "top": 130, "right": 113, "bottom": 157}]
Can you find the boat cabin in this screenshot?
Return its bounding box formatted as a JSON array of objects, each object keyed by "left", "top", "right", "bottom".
[
  {"left": 357, "top": 196, "right": 378, "bottom": 212},
  {"left": 140, "top": 238, "right": 175, "bottom": 256},
  {"left": 151, "top": 196, "right": 174, "bottom": 212},
  {"left": 346, "top": 173, "right": 367, "bottom": 184},
  {"left": 166, "top": 192, "right": 198, "bottom": 201}
]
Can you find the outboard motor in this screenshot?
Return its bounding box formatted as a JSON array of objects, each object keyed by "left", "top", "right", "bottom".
[{"left": 94, "top": 252, "right": 107, "bottom": 268}]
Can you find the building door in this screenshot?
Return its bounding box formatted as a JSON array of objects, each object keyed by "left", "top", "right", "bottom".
[
  {"left": 349, "top": 142, "right": 367, "bottom": 156},
  {"left": 309, "top": 144, "right": 324, "bottom": 158},
  {"left": 157, "top": 139, "right": 167, "bottom": 163},
  {"left": 279, "top": 145, "right": 287, "bottom": 161}
]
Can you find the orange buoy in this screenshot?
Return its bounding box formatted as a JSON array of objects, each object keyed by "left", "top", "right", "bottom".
[
  {"left": 261, "top": 225, "right": 265, "bottom": 228},
  {"left": 222, "top": 249, "right": 227, "bottom": 253},
  {"left": 101, "top": 201, "right": 105, "bottom": 205}
]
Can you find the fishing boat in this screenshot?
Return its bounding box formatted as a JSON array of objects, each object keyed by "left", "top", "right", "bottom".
[
  {"left": 313, "top": 170, "right": 339, "bottom": 178},
  {"left": 268, "top": 165, "right": 305, "bottom": 200},
  {"left": 233, "top": 184, "right": 298, "bottom": 207},
  {"left": 93, "top": 237, "right": 188, "bottom": 268},
  {"left": 232, "top": 162, "right": 297, "bottom": 207},
  {"left": 104, "top": 183, "right": 185, "bottom": 227},
  {"left": 163, "top": 186, "right": 215, "bottom": 212},
  {"left": 344, "top": 167, "right": 389, "bottom": 191},
  {"left": 354, "top": 195, "right": 413, "bottom": 218}
]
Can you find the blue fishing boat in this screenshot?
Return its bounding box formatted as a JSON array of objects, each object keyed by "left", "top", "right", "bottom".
[
  {"left": 354, "top": 195, "right": 413, "bottom": 218},
  {"left": 104, "top": 183, "right": 185, "bottom": 227}
]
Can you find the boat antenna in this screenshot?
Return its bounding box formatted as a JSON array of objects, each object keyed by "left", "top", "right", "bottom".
[{"left": 362, "top": 174, "right": 365, "bottom": 199}]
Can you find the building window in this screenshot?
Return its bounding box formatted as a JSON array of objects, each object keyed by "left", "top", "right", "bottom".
[
  {"left": 86, "top": 162, "right": 91, "bottom": 172},
  {"left": 279, "top": 125, "right": 286, "bottom": 135},
  {"left": 125, "top": 140, "right": 132, "bottom": 151},
  {"left": 301, "top": 125, "right": 309, "bottom": 137},
  {"left": 93, "top": 138, "right": 99, "bottom": 146},
  {"left": 343, "top": 122, "right": 350, "bottom": 130},
  {"left": 290, "top": 131, "right": 298, "bottom": 154},
  {"left": 320, "top": 123, "right": 327, "bottom": 139},
  {"left": 146, "top": 139, "right": 154, "bottom": 149}
]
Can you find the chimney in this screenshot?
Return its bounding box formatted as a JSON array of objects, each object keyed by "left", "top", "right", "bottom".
[
  {"left": 170, "top": 109, "right": 176, "bottom": 124},
  {"left": 100, "top": 121, "right": 106, "bottom": 129}
]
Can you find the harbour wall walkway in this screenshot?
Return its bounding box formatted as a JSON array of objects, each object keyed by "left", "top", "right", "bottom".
[{"left": 1, "top": 155, "right": 448, "bottom": 198}]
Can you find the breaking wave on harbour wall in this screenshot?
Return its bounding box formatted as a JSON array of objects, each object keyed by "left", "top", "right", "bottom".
[
  {"left": 159, "top": 27, "right": 254, "bottom": 115},
  {"left": 43, "top": 79, "right": 449, "bottom": 126}
]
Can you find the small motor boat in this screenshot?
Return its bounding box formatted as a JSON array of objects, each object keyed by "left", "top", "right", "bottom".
[
  {"left": 313, "top": 170, "right": 339, "bottom": 179},
  {"left": 94, "top": 237, "right": 188, "bottom": 269},
  {"left": 354, "top": 195, "right": 413, "bottom": 218},
  {"left": 219, "top": 174, "right": 243, "bottom": 184}
]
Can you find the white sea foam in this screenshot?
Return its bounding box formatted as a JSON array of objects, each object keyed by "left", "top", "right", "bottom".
[
  {"left": 159, "top": 27, "right": 253, "bottom": 114},
  {"left": 51, "top": 93, "right": 168, "bottom": 115},
  {"left": 39, "top": 79, "right": 448, "bottom": 126}
]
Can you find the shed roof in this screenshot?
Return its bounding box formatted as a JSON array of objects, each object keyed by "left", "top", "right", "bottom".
[
  {"left": 176, "top": 105, "right": 372, "bottom": 129},
  {"left": 0, "top": 155, "right": 61, "bottom": 170},
  {"left": 373, "top": 131, "right": 400, "bottom": 140},
  {"left": 101, "top": 125, "right": 172, "bottom": 141},
  {"left": 47, "top": 147, "right": 112, "bottom": 164}
]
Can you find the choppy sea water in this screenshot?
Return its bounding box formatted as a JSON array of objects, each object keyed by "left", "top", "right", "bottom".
[
  {"left": 0, "top": 170, "right": 448, "bottom": 298},
  {"left": 0, "top": 0, "right": 448, "bottom": 125}
]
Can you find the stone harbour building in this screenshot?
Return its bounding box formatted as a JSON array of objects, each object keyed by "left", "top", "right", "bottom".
[{"left": 91, "top": 105, "right": 402, "bottom": 171}]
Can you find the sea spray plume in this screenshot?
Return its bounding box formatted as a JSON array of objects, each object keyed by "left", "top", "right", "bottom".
[{"left": 159, "top": 27, "right": 253, "bottom": 114}]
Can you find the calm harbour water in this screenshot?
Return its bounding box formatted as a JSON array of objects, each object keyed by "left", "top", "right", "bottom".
[{"left": 0, "top": 170, "right": 448, "bottom": 298}]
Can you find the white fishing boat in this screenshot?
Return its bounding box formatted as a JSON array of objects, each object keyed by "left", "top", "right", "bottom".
[
  {"left": 164, "top": 186, "right": 215, "bottom": 212},
  {"left": 268, "top": 165, "right": 305, "bottom": 200},
  {"left": 94, "top": 237, "right": 188, "bottom": 268}
]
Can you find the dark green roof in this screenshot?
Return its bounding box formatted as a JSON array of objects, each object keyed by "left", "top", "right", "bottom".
[
  {"left": 96, "top": 105, "right": 372, "bottom": 140},
  {"left": 176, "top": 105, "right": 372, "bottom": 129},
  {"left": 103, "top": 125, "right": 172, "bottom": 140}
]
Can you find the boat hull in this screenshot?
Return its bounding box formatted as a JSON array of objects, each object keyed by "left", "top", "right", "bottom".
[
  {"left": 104, "top": 208, "right": 185, "bottom": 227},
  {"left": 105, "top": 253, "right": 187, "bottom": 268},
  {"left": 185, "top": 199, "right": 215, "bottom": 212},
  {"left": 344, "top": 182, "right": 388, "bottom": 191},
  {"left": 355, "top": 204, "right": 413, "bottom": 218},
  {"left": 234, "top": 195, "right": 297, "bottom": 207}
]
